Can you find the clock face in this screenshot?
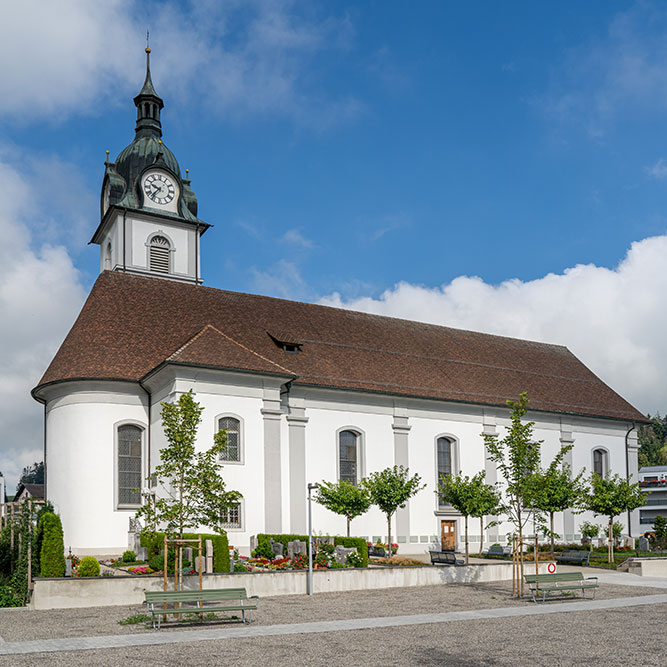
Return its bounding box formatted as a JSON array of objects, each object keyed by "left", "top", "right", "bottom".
[{"left": 143, "top": 172, "right": 176, "bottom": 205}]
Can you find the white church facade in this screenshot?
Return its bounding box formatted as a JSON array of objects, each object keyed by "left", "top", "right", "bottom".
[{"left": 32, "top": 51, "right": 646, "bottom": 556}]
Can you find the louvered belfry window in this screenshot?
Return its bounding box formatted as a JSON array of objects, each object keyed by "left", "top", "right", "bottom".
[
  {"left": 118, "top": 425, "right": 142, "bottom": 506},
  {"left": 339, "top": 430, "right": 358, "bottom": 484},
  {"left": 218, "top": 417, "right": 241, "bottom": 462},
  {"left": 149, "top": 235, "right": 170, "bottom": 273}
]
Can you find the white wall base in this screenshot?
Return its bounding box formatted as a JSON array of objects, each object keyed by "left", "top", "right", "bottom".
[{"left": 30, "top": 562, "right": 549, "bottom": 610}]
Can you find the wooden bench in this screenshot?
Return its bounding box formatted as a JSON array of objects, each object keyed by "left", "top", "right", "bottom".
[
  {"left": 555, "top": 550, "right": 591, "bottom": 566},
  {"left": 486, "top": 545, "right": 511, "bottom": 558},
  {"left": 524, "top": 572, "right": 599, "bottom": 603},
  {"left": 144, "top": 588, "right": 259, "bottom": 631},
  {"left": 429, "top": 550, "right": 464, "bottom": 566}
]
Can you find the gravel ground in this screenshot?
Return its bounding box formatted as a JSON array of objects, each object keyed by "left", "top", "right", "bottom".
[
  {"left": 0, "top": 579, "right": 662, "bottom": 641},
  {"left": 0, "top": 601, "right": 665, "bottom": 667}
]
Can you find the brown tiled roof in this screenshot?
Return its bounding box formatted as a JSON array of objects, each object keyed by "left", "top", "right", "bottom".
[{"left": 35, "top": 271, "right": 646, "bottom": 422}]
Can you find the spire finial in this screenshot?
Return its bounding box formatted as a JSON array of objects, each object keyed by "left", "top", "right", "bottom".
[{"left": 105, "top": 150, "right": 110, "bottom": 163}]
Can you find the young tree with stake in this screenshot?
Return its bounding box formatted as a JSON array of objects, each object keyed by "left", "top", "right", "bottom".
[
  {"left": 584, "top": 472, "right": 644, "bottom": 563},
  {"left": 438, "top": 472, "right": 500, "bottom": 563},
  {"left": 529, "top": 462, "right": 586, "bottom": 557},
  {"left": 364, "top": 466, "right": 425, "bottom": 556},
  {"left": 135, "top": 390, "right": 241, "bottom": 538},
  {"left": 314, "top": 480, "right": 372, "bottom": 537}
]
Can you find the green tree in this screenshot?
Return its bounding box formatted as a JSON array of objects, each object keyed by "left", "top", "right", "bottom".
[
  {"left": 38, "top": 513, "right": 65, "bottom": 578},
  {"left": 135, "top": 390, "right": 241, "bottom": 538},
  {"left": 315, "top": 480, "right": 372, "bottom": 537},
  {"left": 16, "top": 461, "right": 44, "bottom": 492},
  {"left": 638, "top": 414, "right": 667, "bottom": 467},
  {"left": 483, "top": 393, "right": 571, "bottom": 585},
  {"left": 438, "top": 472, "right": 500, "bottom": 563},
  {"left": 529, "top": 463, "right": 586, "bottom": 557},
  {"left": 580, "top": 520, "right": 600, "bottom": 550},
  {"left": 585, "top": 473, "right": 645, "bottom": 562},
  {"left": 364, "top": 466, "right": 425, "bottom": 555},
  {"left": 654, "top": 515, "right": 667, "bottom": 542}
]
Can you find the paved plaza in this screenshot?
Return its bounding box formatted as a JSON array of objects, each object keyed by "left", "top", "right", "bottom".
[{"left": 0, "top": 569, "right": 665, "bottom": 665}]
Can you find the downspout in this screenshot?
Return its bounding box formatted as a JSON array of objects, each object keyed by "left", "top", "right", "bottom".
[
  {"left": 139, "top": 381, "right": 152, "bottom": 489},
  {"left": 625, "top": 422, "right": 636, "bottom": 537}
]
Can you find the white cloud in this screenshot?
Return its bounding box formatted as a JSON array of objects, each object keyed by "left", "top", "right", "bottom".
[
  {"left": 282, "top": 228, "right": 315, "bottom": 248},
  {"left": 250, "top": 259, "right": 306, "bottom": 299},
  {"left": 0, "top": 157, "right": 87, "bottom": 491},
  {"left": 321, "top": 234, "right": 667, "bottom": 416},
  {"left": 541, "top": 5, "right": 667, "bottom": 136},
  {"left": 0, "top": 0, "right": 360, "bottom": 127},
  {"left": 646, "top": 158, "right": 667, "bottom": 180}
]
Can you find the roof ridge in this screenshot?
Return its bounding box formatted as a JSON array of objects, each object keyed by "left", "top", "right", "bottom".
[{"left": 167, "top": 324, "right": 295, "bottom": 376}]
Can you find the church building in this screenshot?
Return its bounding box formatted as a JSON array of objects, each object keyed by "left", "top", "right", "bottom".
[{"left": 32, "top": 50, "right": 646, "bottom": 556}]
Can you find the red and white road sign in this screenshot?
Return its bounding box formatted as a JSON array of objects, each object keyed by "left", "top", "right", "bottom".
[{"left": 547, "top": 562, "right": 556, "bottom": 574}]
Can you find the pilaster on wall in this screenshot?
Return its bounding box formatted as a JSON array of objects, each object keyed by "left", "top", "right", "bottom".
[
  {"left": 482, "top": 412, "right": 497, "bottom": 542},
  {"left": 627, "top": 427, "right": 641, "bottom": 537},
  {"left": 261, "top": 386, "right": 283, "bottom": 534},
  {"left": 560, "top": 425, "right": 576, "bottom": 540},
  {"left": 287, "top": 394, "right": 308, "bottom": 534},
  {"left": 393, "top": 408, "right": 411, "bottom": 540}
]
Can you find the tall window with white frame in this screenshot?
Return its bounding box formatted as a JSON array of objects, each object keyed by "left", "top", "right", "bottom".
[
  {"left": 437, "top": 437, "right": 453, "bottom": 509},
  {"left": 218, "top": 416, "right": 241, "bottom": 463},
  {"left": 339, "top": 430, "right": 358, "bottom": 485},
  {"left": 117, "top": 425, "right": 142, "bottom": 508},
  {"left": 593, "top": 448, "right": 607, "bottom": 477},
  {"left": 149, "top": 235, "right": 170, "bottom": 273}
]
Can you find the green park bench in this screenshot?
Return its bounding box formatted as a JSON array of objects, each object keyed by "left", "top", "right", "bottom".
[
  {"left": 429, "top": 550, "right": 464, "bottom": 566},
  {"left": 554, "top": 550, "right": 591, "bottom": 566},
  {"left": 524, "top": 572, "right": 599, "bottom": 603},
  {"left": 144, "top": 587, "right": 259, "bottom": 630},
  {"left": 486, "top": 545, "right": 511, "bottom": 558}
]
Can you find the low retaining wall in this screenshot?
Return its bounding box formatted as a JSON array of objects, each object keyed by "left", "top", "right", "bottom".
[
  {"left": 30, "top": 562, "right": 548, "bottom": 610},
  {"left": 627, "top": 557, "right": 667, "bottom": 577}
]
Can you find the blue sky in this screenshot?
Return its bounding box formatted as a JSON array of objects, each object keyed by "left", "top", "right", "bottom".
[{"left": 3, "top": 0, "right": 667, "bottom": 485}]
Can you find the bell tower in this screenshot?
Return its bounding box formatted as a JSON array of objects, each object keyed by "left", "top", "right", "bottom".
[{"left": 90, "top": 47, "right": 210, "bottom": 284}]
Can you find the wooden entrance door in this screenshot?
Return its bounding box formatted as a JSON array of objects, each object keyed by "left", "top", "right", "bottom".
[{"left": 441, "top": 520, "right": 456, "bottom": 551}]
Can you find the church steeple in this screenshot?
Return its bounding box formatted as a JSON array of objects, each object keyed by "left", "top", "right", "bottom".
[{"left": 133, "top": 46, "right": 164, "bottom": 139}]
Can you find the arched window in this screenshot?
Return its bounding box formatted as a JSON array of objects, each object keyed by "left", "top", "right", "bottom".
[
  {"left": 149, "top": 235, "right": 170, "bottom": 273},
  {"left": 437, "top": 437, "right": 453, "bottom": 509},
  {"left": 217, "top": 416, "right": 242, "bottom": 463},
  {"left": 593, "top": 448, "right": 608, "bottom": 477},
  {"left": 117, "top": 424, "right": 143, "bottom": 508},
  {"left": 339, "top": 430, "right": 359, "bottom": 484}
]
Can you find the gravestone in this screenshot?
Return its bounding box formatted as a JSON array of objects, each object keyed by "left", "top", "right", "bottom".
[
  {"left": 639, "top": 536, "right": 650, "bottom": 552},
  {"left": 194, "top": 556, "right": 205, "bottom": 573},
  {"left": 205, "top": 539, "right": 213, "bottom": 573},
  {"left": 183, "top": 547, "right": 193, "bottom": 564},
  {"left": 334, "top": 545, "right": 356, "bottom": 565},
  {"left": 270, "top": 539, "right": 284, "bottom": 558},
  {"left": 288, "top": 540, "right": 307, "bottom": 558},
  {"left": 65, "top": 558, "right": 72, "bottom": 577}
]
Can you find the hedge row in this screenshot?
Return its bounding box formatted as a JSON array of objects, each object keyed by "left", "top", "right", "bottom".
[
  {"left": 140, "top": 532, "right": 230, "bottom": 573},
  {"left": 255, "top": 534, "right": 368, "bottom": 568},
  {"left": 38, "top": 513, "right": 65, "bottom": 578}
]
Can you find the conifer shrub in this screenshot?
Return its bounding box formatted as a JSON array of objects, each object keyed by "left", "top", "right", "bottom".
[
  {"left": 77, "top": 556, "right": 100, "bottom": 577},
  {"left": 122, "top": 550, "right": 136, "bottom": 563},
  {"left": 38, "top": 513, "right": 66, "bottom": 578}
]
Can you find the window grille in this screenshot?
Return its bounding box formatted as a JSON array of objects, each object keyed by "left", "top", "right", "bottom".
[
  {"left": 221, "top": 502, "right": 242, "bottom": 529},
  {"left": 149, "top": 235, "right": 170, "bottom": 273},
  {"left": 218, "top": 417, "right": 241, "bottom": 462},
  {"left": 118, "top": 425, "right": 142, "bottom": 506},
  {"left": 437, "top": 437, "right": 452, "bottom": 509},
  {"left": 339, "top": 430, "right": 358, "bottom": 484},
  {"left": 593, "top": 449, "right": 606, "bottom": 477}
]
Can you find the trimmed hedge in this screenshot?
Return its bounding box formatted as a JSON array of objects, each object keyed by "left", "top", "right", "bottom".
[
  {"left": 255, "top": 534, "right": 368, "bottom": 568},
  {"left": 38, "top": 513, "right": 65, "bottom": 578},
  {"left": 78, "top": 556, "right": 100, "bottom": 577},
  {"left": 140, "top": 532, "right": 230, "bottom": 573}
]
